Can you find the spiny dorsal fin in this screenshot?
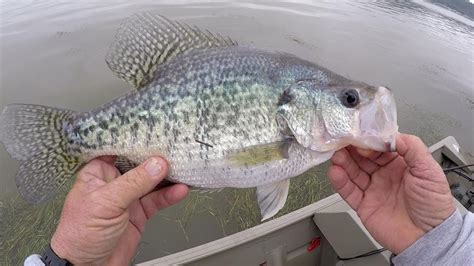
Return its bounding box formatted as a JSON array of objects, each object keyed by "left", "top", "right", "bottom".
[{"left": 105, "top": 13, "right": 237, "bottom": 89}]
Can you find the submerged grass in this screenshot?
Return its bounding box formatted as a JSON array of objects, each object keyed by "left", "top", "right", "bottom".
[
  {"left": 1, "top": 165, "right": 333, "bottom": 265},
  {"left": 0, "top": 179, "right": 72, "bottom": 266},
  {"left": 173, "top": 163, "right": 334, "bottom": 238},
  {"left": 224, "top": 163, "right": 334, "bottom": 231}
]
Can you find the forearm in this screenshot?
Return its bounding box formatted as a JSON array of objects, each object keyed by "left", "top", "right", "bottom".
[{"left": 392, "top": 209, "right": 473, "bottom": 265}]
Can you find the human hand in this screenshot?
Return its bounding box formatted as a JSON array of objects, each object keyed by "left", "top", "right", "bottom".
[
  {"left": 50, "top": 156, "right": 189, "bottom": 265},
  {"left": 327, "top": 134, "right": 455, "bottom": 254}
]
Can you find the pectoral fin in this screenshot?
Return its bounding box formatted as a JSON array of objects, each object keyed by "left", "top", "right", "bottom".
[
  {"left": 227, "top": 141, "right": 290, "bottom": 167},
  {"left": 257, "top": 179, "right": 290, "bottom": 221}
]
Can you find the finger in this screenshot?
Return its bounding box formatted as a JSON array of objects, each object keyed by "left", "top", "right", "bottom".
[
  {"left": 355, "top": 148, "right": 380, "bottom": 159},
  {"left": 348, "top": 146, "right": 398, "bottom": 171},
  {"left": 372, "top": 151, "right": 398, "bottom": 166},
  {"left": 99, "top": 157, "right": 168, "bottom": 210},
  {"left": 96, "top": 155, "right": 117, "bottom": 165},
  {"left": 354, "top": 148, "right": 398, "bottom": 166},
  {"left": 331, "top": 149, "right": 370, "bottom": 190},
  {"left": 76, "top": 159, "right": 120, "bottom": 190},
  {"left": 327, "top": 165, "right": 363, "bottom": 210},
  {"left": 347, "top": 147, "right": 380, "bottom": 174},
  {"left": 396, "top": 134, "right": 430, "bottom": 166},
  {"left": 396, "top": 134, "right": 444, "bottom": 179},
  {"left": 140, "top": 184, "right": 189, "bottom": 218}
]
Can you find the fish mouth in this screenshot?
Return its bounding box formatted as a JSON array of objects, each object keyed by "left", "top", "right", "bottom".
[{"left": 357, "top": 86, "right": 398, "bottom": 152}]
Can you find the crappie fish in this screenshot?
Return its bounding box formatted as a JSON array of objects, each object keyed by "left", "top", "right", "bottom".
[{"left": 0, "top": 14, "right": 398, "bottom": 220}]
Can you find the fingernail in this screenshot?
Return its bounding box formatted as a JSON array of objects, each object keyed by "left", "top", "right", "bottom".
[{"left": 145, "top": 158, "right": 162, "bottom": 176}]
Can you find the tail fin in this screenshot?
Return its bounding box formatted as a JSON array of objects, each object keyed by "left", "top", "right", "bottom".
[{"left": 0, "top": 104, "right": 82, "bottom": 203}]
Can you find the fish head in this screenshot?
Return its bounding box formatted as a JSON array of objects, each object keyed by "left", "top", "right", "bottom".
[
  {"left": 276, "top": 80, "right": 398, "bottom": 153},
  {"left": 310, "top": 84, "right": 398, "bottom": 152}
]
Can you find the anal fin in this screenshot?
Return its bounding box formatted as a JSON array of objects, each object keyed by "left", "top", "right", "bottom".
[{"left": 257, "top": 179, "right": 290, "bottom": 221}]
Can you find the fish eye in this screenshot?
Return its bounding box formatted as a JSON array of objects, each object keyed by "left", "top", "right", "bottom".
[{"left": 340, "top": 89, "right": 359, "bottom": 108}]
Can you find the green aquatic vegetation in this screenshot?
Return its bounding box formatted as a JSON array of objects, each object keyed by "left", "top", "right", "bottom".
[
  {"left": 175, "top": 163, "right": 334, "bottom": 237},
  {"left": 223, "top": 163, "right": 334, "bottom": 232},
  {"left": 0, "top": 179, "right": 72, "bottom": 266}
]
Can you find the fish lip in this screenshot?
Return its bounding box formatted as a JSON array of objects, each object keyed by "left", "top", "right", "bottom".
[{"left": 355, "top": 86, "right": 398, "bottom": 152}]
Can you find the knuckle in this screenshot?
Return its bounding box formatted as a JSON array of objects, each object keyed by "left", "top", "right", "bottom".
[
  {"left": 408, "top": 135, "right": 423, "bottom": 145},
  {"left": 88, "top": 190, "right": 104, "bottom": 204}
]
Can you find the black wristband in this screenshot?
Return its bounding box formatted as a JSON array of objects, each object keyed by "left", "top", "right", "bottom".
[{"left": 41, "top": 244, "right": 72, "bottom": 266}]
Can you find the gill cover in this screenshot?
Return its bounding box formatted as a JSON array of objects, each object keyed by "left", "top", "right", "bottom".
[{"left": 276, "top": 80, "right": 321, "bottom": 149}]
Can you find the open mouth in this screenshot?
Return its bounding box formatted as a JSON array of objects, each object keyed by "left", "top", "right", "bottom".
[{"left": 357, "top": 87, "right": 398, "bottom": 152}]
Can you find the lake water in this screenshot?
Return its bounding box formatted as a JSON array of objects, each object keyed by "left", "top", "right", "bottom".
[{"left": 0, "top": 1, "right": 473, "bottom": 264}]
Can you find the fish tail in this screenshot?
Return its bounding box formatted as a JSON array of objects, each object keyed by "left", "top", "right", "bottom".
[{"left": 0, "top": 104, "right": 81, "bottom": 203}]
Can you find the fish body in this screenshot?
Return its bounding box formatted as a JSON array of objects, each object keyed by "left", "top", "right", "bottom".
[
  {"left": 72, "top": 47, "right": 350, "bottom": 188},
  {"left": 0, "top": 14, "right": 398, "bottom": 220}
]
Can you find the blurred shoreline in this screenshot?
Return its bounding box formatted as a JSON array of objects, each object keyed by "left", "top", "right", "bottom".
[{"left": 413, "top": 0, "right": 474, "bottom": 26}]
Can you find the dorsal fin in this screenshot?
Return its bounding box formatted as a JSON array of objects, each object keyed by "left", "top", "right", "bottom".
[{"left": 105, "top": 13, "right": 237, "bottom": 89}]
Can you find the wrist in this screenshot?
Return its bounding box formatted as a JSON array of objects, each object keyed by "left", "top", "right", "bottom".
[
  {"left": 391, "top": 202, "right": 456, "bottom": 254},
  {"left": 50, "top": 231, "right": 76, "bottom": 264},
  {"left": 42, "top": 243, "right": 72, "bottom": 266},
  {"left": 390, "top": 225, "right": 425, "bottom": 254}
]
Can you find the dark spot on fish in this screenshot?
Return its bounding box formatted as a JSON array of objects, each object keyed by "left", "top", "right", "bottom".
[
  {"left": 145, "top": 131, "right": 151, "bottom": 146},
  {"left": 184, "top": 136, "right": 191, "bottom": 144},
  {"left": 183, "top": 111, "right": 189, "bottom": 123},
  {"left": 83, "top": 127, "right": 90, "bottom": 137},
  {"left": 82, "top": 142, "right": 97, "bottom": 149},
  {"left": 164, "top": 121, "right": 170, "bottom": 130},
  {"left": 278, "top": 89, "right": 293, "bottom": 106},
  {"left": 130, "top": 123, "right": 139, "bottom": 139},
  {"left": 73, "top": 126, "right": 81, "bottom": 136},
  {"left": 201, "top": 93, "right": 210, "bottom": 101},
  {"left": 110, "top": 127, "right": 119, "bottom": 138},
  {"left": 70, "top": 146, "right": 81, "bottom": 153},
  {"left": 99, "top": 121, "right": 109, "bottom": 130},
  {"left": 172, "top": 128, "right": 180, "bottom": 142},
  {"left": 147, "top": 116, "right": 156, "bottom": 130},
  {"left": 201, "top": 108, "right": 209, "bottom": 120},
  {"left": 96, "top": 132, "right": 104, "bottom": 146},
  {"left": 120, "top": 115, "right": 130, "bottom": 125},
  {"left": 211, "top": 113, "right": 218, "bottom": 125}
]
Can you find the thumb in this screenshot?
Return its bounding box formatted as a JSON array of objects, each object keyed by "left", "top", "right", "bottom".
[
  {"left": 101, "top": 157, "right": 168, "bottom": 210},
  {"left": 396, "top": 134, "right": 446, "bottom": 181}
]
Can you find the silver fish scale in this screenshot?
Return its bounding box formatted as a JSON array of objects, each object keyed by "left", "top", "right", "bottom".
[{"left": 68, "top": 47, "right": 344, "bottom": 188}]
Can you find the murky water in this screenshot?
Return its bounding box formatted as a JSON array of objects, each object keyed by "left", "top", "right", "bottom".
[{"left": 1, "top": 1, "right": 473, "bottom": 263}]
